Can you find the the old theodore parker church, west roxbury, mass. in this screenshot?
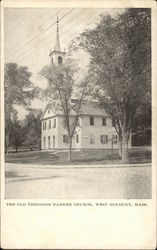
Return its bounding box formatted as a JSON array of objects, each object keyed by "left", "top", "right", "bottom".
[{"left": 40, "top": 18, "right": 131, "bottom": 151}]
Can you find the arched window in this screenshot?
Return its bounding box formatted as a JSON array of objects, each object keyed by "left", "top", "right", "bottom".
[{"left": 58, "top": 56, "right": 62, "bottom": 65}]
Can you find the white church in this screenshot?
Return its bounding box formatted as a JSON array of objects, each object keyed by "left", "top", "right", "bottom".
[{"left": 41, "top": 18, "right": 131, "bottom": 150}]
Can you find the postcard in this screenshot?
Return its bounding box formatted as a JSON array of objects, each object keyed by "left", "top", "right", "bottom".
[{"left": 1, "top": 0, "right": 156, "bottom": 249}]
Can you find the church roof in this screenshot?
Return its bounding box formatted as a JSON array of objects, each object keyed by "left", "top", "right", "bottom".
[
  {"left": 80, "top": 100, "right": 108, "bottom": 116},
  {"left": 40, "top": 100, "right": 108, "bottom": 120}
]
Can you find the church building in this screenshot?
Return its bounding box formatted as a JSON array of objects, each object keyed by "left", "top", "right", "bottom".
[{"left": 40, "top": 18, "right": 131, "bottom": 150}]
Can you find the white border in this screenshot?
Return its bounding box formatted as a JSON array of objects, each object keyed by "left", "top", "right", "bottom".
[{"left": 1, "top": 0, "right": 156, "bottom": 249}]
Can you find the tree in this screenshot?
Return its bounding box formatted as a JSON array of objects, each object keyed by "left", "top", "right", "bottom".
[
  {"left": 76, "top": 8, "right": 151, "bottom": 162},
  {"left": 8, "top": 114, "right": 25, "bottom": 152},
  {"left": 131, "top": 93, "right": 151, "bottom": 146},
  {"left": 5, "top": 63, "right": 40, "bottom": 152},
  {"left": 40, "top": 61, "right": 89, "bottom": 161},
  {"left": 23, "top": 109, "right": 42, "bottom": 150},
  {"left": 23, "top": 129, "right": 41, "bottom": 151}
]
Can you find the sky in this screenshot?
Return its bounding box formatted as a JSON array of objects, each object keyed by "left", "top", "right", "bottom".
[{"left": 4, "top": 8, "right": 123, "bottom": 119}]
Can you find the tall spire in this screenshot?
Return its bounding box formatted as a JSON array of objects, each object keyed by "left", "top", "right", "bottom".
[
  {"left": 54, "top": 15, "right": 61, "bottom": 51},
  {"left": 49, "top": 11, "right": 66, "bottom": 65}
]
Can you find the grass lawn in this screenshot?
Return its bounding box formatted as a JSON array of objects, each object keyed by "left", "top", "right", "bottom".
[{"left": 5, "top": 147, "right": 151, "bottom": 165}]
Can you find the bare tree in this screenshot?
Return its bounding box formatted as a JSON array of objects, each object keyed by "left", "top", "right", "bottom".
[{"left": 40, "top": 61, "right": 89, "bottom": 161}]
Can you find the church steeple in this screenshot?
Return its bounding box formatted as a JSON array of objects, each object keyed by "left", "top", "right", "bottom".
[
  {"left": 54, "top": 16, "right": 61, "bottom": 51},
  {"left": 49, "top": 15, "right": 66, "bottom": 66}
]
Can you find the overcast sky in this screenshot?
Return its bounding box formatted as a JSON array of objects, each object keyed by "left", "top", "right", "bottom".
[{"left": 4, "top": 8, "right": 123, "bottom": 119}]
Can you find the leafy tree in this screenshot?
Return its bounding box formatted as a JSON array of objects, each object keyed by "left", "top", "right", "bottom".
[
  {"left": 8, "top": 114, "right": 25, "bottom": 152},
  {"left": 131, "top": 93, "right": 151, "bottom": 146},
  {"left": 23, "top": 109, "right": 42, "bottom": 150},
  {"left": 22, "top": 129, "right": 41, "bottom": 151},
  {"left": 40, "top": 61, "right": 89, "bottom": 161},
  {"left": 5, "top": 63, "right": 40, "bottom": 152},
  {"left": 76, "top": 8, "right": 151, "bottom": 162}
]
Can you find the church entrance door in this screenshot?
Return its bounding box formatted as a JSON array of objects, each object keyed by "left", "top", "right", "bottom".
[
  {"left": 48, "top": 136, "right": 51, "bottom": 149},
  {"left": 53, "top": 135, "right": 55, "bottom": 148}
]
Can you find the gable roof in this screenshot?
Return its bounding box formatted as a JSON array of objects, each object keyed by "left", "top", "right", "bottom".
[
  {"left": 80, "top": 100, "right": 107, "bottom": 116},
  {"left": 40, "top": 103, "right": 62, "bottom": 120},
  {"left": 40, "top": 100, "right": 108, "bottom": 120}
]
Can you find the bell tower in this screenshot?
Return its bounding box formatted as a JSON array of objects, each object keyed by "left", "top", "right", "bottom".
[{"left": 49, "top": 16, "right": 66, "bottom": 66}]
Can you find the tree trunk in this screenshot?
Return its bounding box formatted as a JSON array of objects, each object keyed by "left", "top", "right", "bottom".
[
  {"left": 5, "top": 134, "right": 9, "bottom": 154},
  {"left": 121, "top": 130, "right": 130, "bottom": 163},
  {"left": 68, "top": 138, "right": 72, "bottom": 162},
  {"left": 118, "top": 133, "right": 122, "bottom": 158}
]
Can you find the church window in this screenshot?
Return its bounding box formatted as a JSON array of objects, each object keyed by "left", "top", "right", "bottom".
[
  {"left": 49, "top": 120, "right": 51, "bottom": 129},
  {"left": 90, "top": 116, "right": 94, "bottom": 125},
  {"left": 58, "top": 56, "right": 62, "bottom": 65},
  {"left": 63, "top": 134, "right": 69, "bottom": 143},
  {"left": 44, "top": 121, "right": 47, "bottom": 130},
  {"left": 102, "top": 117, "right": 106, "bottom": 126},
  {"left": 43, "top": 121, "right": 47, "bottom": 130},
  {"left": 53, "top": 118, "right": 56, "bottom": 128}
]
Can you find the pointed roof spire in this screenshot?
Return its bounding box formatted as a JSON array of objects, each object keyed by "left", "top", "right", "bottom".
[{"left": 54, "top": 15, "right": 61, "bottom": 51}]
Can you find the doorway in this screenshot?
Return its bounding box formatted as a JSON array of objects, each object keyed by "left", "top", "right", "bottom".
[
  {"left": 43, "top": 137, "right": 46, "bottom": 149},
  {"left": 53, "top": 135, "right": 55, "bottom": 148},
  {"left": 48, "top": 136, "right": 51, "bottom": 149}
]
